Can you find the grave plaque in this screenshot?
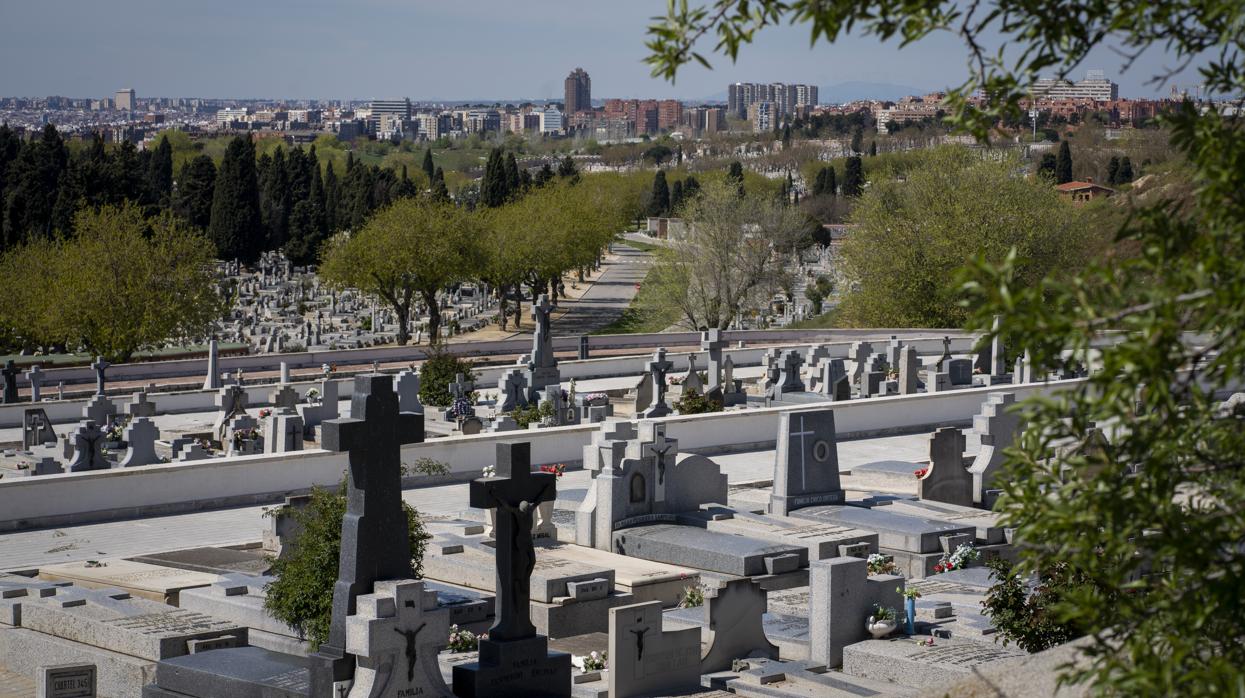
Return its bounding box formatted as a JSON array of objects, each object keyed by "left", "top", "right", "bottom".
[
  {"left": 770, "top": 409, "right": 844, "bottom": 515},
  {"left": 38, "top": 663, "right": 96, "bottom": 698},
  {"left": 608, "top": 601, "right": 700, "bottom": 698}
]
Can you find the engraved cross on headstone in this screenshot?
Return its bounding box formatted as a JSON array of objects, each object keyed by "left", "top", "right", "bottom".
[
  {"left": 468, "top": 441, "right": 556, "bottom": 641},
  {"left": 91, "top": 356, "right": 110, "bottom": 396}
]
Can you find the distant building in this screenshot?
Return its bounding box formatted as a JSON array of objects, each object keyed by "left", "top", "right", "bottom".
[
  {"left": 1056, "top": 178, "right": 1115, "bottom": 204},
  {"left": 728, "top": 82, "right": 817, "bottom": 119},
  {"left": 115, "top": 88, "right": 136, "bottom": 111},
  {"left": 539, "top": 107, "right": 564, "bottom": 134},
  {"left": 370, "top": 99, "right": 412, "bottom": 120},
  {"left": 657, "top": 100, "right": 683, "bottom": 131},
  {"left": 747, "top": 101, "right": 775, "bottom": 132},
  {"left": 565, "top": 68, "right": 592, "bottom": 114},
  {"left": 1033, "top": 70, "right": 1119, "bottom": 102},
  {"left": 216, "top": 107, "right": 249, "bottom": 128}
]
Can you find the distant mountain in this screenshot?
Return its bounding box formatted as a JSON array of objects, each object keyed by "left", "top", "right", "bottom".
[
  {"left": 817, "top": 81, "right": 928, "bottom": 103},
  {"left": 698, "top": 80, "right": 930, "bottom": 105}
]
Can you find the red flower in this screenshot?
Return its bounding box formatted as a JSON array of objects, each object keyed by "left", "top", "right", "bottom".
[{"left": 914, "top": 468, "right": 929, "bottom": 478}]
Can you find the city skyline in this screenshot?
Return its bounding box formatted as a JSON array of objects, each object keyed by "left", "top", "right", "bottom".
[{"left": 0, "top": 1, "right": 1212, "bottom": 102}]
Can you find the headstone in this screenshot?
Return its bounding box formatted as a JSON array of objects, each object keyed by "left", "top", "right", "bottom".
[
  {"left": 809, "top": 557, "right": 903, "bottom": 668},
  {"left": 1, "top": 359, "right": 19, "bottom": 403},
  {"left": 770, "top": 409, "right": 844, "bottom": 515},
  {"left": 23, "top": 408, "right": 57, "bottom": 450},
  {"left": 38, "top": 663, "right": 96, "bottom": 698},
  {"left": 24, "top": 364, "right": 44, "bottom": 402},
  {"left": 81, "top": 395, "right": 114, "bottom": 426},
  {"left": 968, "top": 392, "right": 1023, "bottom": 504},
  {"left": 898, "top": 346, "right": 920, "bottom": 395},
  {"left": 918, "top": 427, "right": 973, "bottom": 506},
  {"left": 847, "top": 342, "right": 871, "bottom": 383},
  {"left": 702, "top": 328, "right": 726, "bottom": 395},
  {"left": 947, "top": 358, "right": 973, "bottom": 386},
  {"left": 310, "top": 374, "right": 426, "bottom": 693},
  {"left": 526, "top": 294, "right": 561, "bottom": 399},
  {"left": 212, "top": 385, "right": 248, "bottom": 440},
  {"left": 454, "top": 441, "right": 571, "bottom": 697},
  {"left": 68, "top": 421, "right": 108, "bottom": 472},
  {"left": 90, "top": 356, "right": 110, "bottom": 396},
  {"left": 817, "top": 359, "right": 850, "bottom": 401},
  {"left": 271, "top": 384, "right": 300, "bottom": 413},
  {"left": 204, "top": 341, "right": 222, "bottom": 390},
  {"left": 858, "top": 370, "right": 884, "bottom": 398},
  {"left": 497, "top": 368, "right": 529, "bottom": 413},
  {"left": 279, "top": 362, "right": 291, "bottom": 383},
  {"left": 578, "top": 334, "right": 590, "bottom": 361},
  {"left": 770, "top": 350, "right": 805, "bottom": 399},
  {"left": 175, "top": 442, "right": 211, "bottom": 462},
  {"left": 925, "top": 369, "right": 951, "bottom": 393},
  {"left": 264, "top": 411, "right": 305, "bottom": 453},
  {"left": 637, "top": 349, "right": 673, "bottom": 419},
  {"left": 937, "top": 336, "right": 953, "bottom": 370},
  {"left": 394, "top": 369, "right": 423, "bottom": 414},
  {"left": 720, "top": 354, "right": 746, "bottom": 406},
  {"left": 345, "top": 579, "right": 453, "bottom": 698},
  {"left": 608, "top": 601, "right": 700, "bottom": 698},
  {"left": 990, "top": 315, "right": 1007, "bottom": 377},
  {"left": 700, "top": 578, "right": 779, "bottom": 673},
  {"left": 126, "top": 391, "right": 156, "bottom": 418},
  {"left": 119, "top": 417, "right": 160, "bottom": 467}
]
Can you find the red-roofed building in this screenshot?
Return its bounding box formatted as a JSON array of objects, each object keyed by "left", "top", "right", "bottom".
[{"left": 1056, "top": 178, "right": 1116, "bottom": 204}]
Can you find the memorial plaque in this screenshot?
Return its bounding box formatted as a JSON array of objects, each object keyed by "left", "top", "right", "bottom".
[{"left": 38, "top": 664, "right": 96, "bottom": 698}]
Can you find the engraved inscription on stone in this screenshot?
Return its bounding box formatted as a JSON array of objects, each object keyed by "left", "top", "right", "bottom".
[
  {"left": 104, "top": 610, "right": 233, "bottom": 635},
  {"left": 909, "top": 580, "right": 973, "bottom": 596},
  {"left": 906, "top": 643, "right": 1025, "bottom": 667},
  {"left": 642, "top": 646, "right": 700, "bottom": 679}
]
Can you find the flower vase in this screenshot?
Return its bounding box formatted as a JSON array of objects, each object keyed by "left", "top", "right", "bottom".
[{"left": 905, "top": 597, "right": 916, "bottom": 635}]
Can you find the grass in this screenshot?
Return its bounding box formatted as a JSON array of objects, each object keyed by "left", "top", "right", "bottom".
[
  {"left": 593, "top": 267, "right": 682, "bottom": 335},
  {"left": 786, "top": 306, "right": 842, "bottom": 329},
  {"left": 621, "top": 239, "right": 661, "bottom": 253}
]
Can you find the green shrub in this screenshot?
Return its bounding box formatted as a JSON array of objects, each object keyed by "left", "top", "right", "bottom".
[
  {"left": 509, "top": 400, "right": 555, "bottom": 429},
  {"left": 673, "top": 388, "right": 722, "bottom": 415},
  {"left": 418, "top": 344, "right": 477, "bottom": 407},
  {"left": 264, "top": 482, "right": 430, "bottom": 648},
  {"left": 981, "top": 558, "right": 1104, "bottom": 653}
]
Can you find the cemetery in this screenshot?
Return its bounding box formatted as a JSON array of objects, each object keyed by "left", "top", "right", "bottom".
[{"left": 0, "top": 303, "right": 1236, "bottom": 697}]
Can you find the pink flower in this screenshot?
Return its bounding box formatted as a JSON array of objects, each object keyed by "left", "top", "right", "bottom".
[{"left": 914, "top": 468, "right": 928, "bottom": 478}]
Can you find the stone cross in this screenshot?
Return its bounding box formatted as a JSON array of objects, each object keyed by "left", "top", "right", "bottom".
[
  {"left": 345, "top": 579, "right": 450, "bottom": 698},
  {"left": 497, "top": 369, "right": 528, "bottom": 413},
  {"left": 23, "top": 364, "right": 43, "bottom": 402},
  {"left": 311, "top": 374, "right": 423, "bottom": 691},
  {"left": 701, "top": 329, "right": 726, "bottom": 394},
  {"left": 468, "top": 441, "right": 557, "bottom": 641},
  {"left": 119, "top": 417, "right": 161, "bottom": 467},
  {"left": 91, "top": 356, "right": 110, "bottom": 396},
  {"left": 638, "top": 349, "right": 674, "bottom": 419},
  {"left": 271, "top": 384, "right": 300, "bottom": 413},
  {"left": 1, "top": 359, "right": 19, "bottom": 403},
  {"left": 68, "top": 420, "right": 107, "bottom": 472},
  {"left": 529, "top": 294, "right": 556, "bottom": 369},
  {"left": 938, "top": 336, "right": 953, "bottom": 370},
  {"left": 126, "top": 391, "right": 157, "bottom": 418},
  {"left": 635, "top": 421, "right": 677, "bottom": 503},
  {"left": 213, "top": 385, "right": 248, "bottom": 439},
  {"left": 847, "top": 342, "right": 870, "bottom": 382}
]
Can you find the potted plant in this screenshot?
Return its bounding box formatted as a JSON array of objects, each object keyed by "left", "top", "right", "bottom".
[
  {"left": 899, "top": 586, "right": 922, "bottom": 634},
  {"left": 866, "top": 604, "right": 899, "bottom": 639}
]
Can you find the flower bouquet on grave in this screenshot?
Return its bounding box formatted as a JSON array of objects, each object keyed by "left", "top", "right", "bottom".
[
  {"left": 258, "top": 408, "right": 273, "bottom": 420},
  {"left": 579, "top": 651, "right": 607, "bottom": 673},
  {"left": 305, "top": 388, "right": 321, "bottom": 404},
  {"left": 539, "top": 463, "right": 566, "bottom": 478},
  {"left": 933, "top": 543, "right": 981, "bottom": 574},
  {"left": 668, "top": 375, "right": 685, "bottom": 386},
  {"left": 914, "top": 467, "right": 929, "bottom": 478},
  {"left": 449, "top": 396, "right": 474, "bottom": 422},
  {"left": 232, "top": 426, "right": 262, "bottom": 450},
  {"left": 446, "top": 624, "right": 480, "bottom": 653},
  {"left": 867, "top": 553, "right": 898, "bottom": 576},
  {"left": 582, "top": 392, "right": 609, "bottom": 406}
]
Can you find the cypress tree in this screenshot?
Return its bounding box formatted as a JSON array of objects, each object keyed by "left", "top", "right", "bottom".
[
  {"left": 557, "top": 155, "right": 577, "bottom": 178},
  {"left": 422, "top": 148, "right": 435, "bottom": 181},
  {"left": 480, "top": 148, "right": 508, "bottom": 208},
  {"left": 345, "top": 151, "right": 356, "bottom": 172},
  {"left": 868, "top": 140, "right": 877, "bottom": 156},
  {"left": 323, "top": 162, "right": 339, "bottom": 232},
  {"left": 395, "top": 165, "right": 418, "bottom": 199},
  {"left": 726, "top": 161, "right": 744, "bottom": 197},
  {"left": 1118, "top": 156, "right": 1134, "bottom": 184},
  {"left": 1106, "top": 156, "right": 1120, "bottom": 185},
  {"left": 519, "top": 168, "right": 532, "bottom": 192},
  {"left": 505, "top": 153, "right": 521, "bottom": 198},
  {"left": 260, "top": 147, "right": 290, "bottom": 251},
  {"left": 535, "top": 163, "right": 554, "bottom": 187},
  {"left": 430, "top": 167, "right": 449, "bottom": 203},
  {"left": 842, "top": 156, "right": 864, "bottom": 196},
  {"left": 148, "top": 135, "right": 174, "bottom": 205},
  {"left": 683, "top": 175, "right": 700, "bottom": 198},
  {"left": 207, "top": 136, "right": 263, "bottom": 263},
  {"left": 3, "top": 124, "right": 68, "bottom": 245},
  {"left": 670, "top": 179, "right": 684, "bottom": 213},
  {"left": 1038, "top": 153, "right": 1057, "bottom": 179},
  {"left": 782, "top": 124, "right": 792, "bottom": 147},
  {"left": 172, "top": 154, "right": 216, "bottom": 230},
  {"left": 648, "top": 170, "right": 670, "bottom": 217},
  {"left": 1055, "top": 140, "right": 1073, "bottom": 184},
  {"left": 850, "top": 127, "right": 863, "bottom": 154}
]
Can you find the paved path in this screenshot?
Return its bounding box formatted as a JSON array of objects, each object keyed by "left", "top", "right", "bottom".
[{"left": 0, "top": 429, "right": 980, "bottom": 573}]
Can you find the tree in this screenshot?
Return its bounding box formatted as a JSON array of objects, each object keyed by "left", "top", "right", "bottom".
[
  {"left": 803, "top": 275, "right": 834, "bottom": 314},
  {"left": 813, "top": 165, "right": 837, "bottom": 196},
  {"left": 868, "top": 140, "right": 877, "bottom": 157},
  {"left": 319, "top": 198, "right": 483, "bottom": 343},
  {"left": 3, "top": 124, "right": 67, "bottom": 247},
  {"left": 323, "top": 162, "right": 339, "bottom": 232},
  {"left": 148, "top": 136, "right": 174, "bottom": 206},
  {"left": 670, "top": 179, "right": 684, "bottom": 214},
  {"left": 841, "top": 156, "right": 864, "bottom": 197},
  {"left": 264, "top": 482, "right": 428, "bottom": 648},
  {"left": 1118, "top": 156, "right": 1134, "bottom": 184},
  {"left": 207, "top": 136, "right": 263, "bottom": 262},
  {"left": 430, "top": 167, "right": 449, "bottom": 203},
  {"left": 1106, "top": 156, "right": 1121, "bottom": 185},
  {"left": 643, "top": 180, "right": 810, "bottom": 329},
  {"left": 534, "top": 163, "right": 555, "bottom": 187},
  {"left": 172, "top": 155, "right": 216, "bottom": 230},
  {"left": 504, "top": 153, "right": 521, "bottom": 199},
  {"left": 1055, "top": 140, "right": 1073, "bottom": 184},
  {"left": 850, "top": 127, "right": 863, "bottom": 154},
  {"left": 557, "top": 155, "right": 578, "bottom": 179},
  {"left": 839, "top": 148, "right": 1086, "bottom": 327},
  {"left": 422, "top": 148, "right": 435, "bottom": 181},
  {"left": 480, "top": 148, "right": 509, "bottom": 208},
  {"left": 648, "top": 170, "right": 670, "bottom": 217},
  {"left": 1037, "top": 153, "right": 1057, "bottom": 180},
  {"left": 259, "top": 147, "right": 290, "bottom": 251},
  {"left": 648, "top": 5, "right": 1245, "bottom": 690},
  {"left": 0, "top": 203, "right": 226, "bottom": 361},
  {"left": 726, "top": 161, "right": 745, "bottom": 197}
]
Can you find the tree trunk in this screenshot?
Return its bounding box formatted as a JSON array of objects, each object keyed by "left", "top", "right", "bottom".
[
  {"left": 421, "top": 289, "right": 441, "bottom": 342},
  {"left": 498, "top": 295, "right": 508, "bottom": 331},
  {"left": 395, "top": 305, "right": 410, "bottom": 345}
]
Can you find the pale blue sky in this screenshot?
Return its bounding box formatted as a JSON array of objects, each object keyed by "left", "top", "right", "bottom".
[{"left": 0, "top": 0, "right": 1207, "bottom": 100}]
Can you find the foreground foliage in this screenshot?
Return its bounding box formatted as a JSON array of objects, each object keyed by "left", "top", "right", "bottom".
[
  {"left": 264, "top": 483, "right": 429, "bottom": 648},
  {"left": 648, "top": 0, "right": 1245, "bottom": 693}
]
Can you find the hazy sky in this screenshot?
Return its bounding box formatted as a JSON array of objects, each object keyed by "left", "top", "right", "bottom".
[{"left": 0, "top": 0, "right": 1207, "bottom": 101}]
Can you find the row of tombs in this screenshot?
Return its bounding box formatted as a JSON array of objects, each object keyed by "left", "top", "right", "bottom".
[{"left": 1, "top": 375, "right": 1069, "bottom": 697}]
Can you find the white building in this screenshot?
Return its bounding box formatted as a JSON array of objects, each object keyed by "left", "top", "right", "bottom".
[
  {"left": 1032, "top": 70, "right": 1119, "bottom": 101},
  {"left": 538, "top": 108, "right": 564, "bottom": 135}
]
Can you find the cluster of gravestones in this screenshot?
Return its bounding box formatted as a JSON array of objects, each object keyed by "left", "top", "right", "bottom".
[{"left": 214, "top": 251, "right": 502, "bottom": 355}]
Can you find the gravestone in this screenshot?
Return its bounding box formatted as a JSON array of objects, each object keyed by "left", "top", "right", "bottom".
[
  {"left": 681, "top": 353, "right": 704, "bottom": 394},
  {"left": 700, "top": 578, "right": 779, "bottom": 673},
  {"left": 918, "top": 427, "right": 973, "bottom": 506},
  {"left": 631, "top": 373, "right": 654, "bottom": 415},
  {"left": 990, "top": 315, "right": 1007, "bottom": 377},
  {"left": 310, "top": 374, "right": 426, "bottom": 693},
  {"left": 937, "top": 336, "right": 953, "bottom": 370},
  {"left": 526, "top": 294, "right": 561, "bottom": 400},
  {"left": 38, "top": 663, "right": 96, "bottom": 698},
  {"left": 25, "top": 364, "right": 44, "bottom": 402},
  {"left": 578, "top": 334, "right": 590, "bottom": 360},
  {"left": 608, "top": 601, "right": 700, "bottom": 698},
  {"left": 847, "top": 342, "right": 871, "bottom": 383},
  {"left": 394, "top": 369, "right": 423, "bottom": 414},
  {"left": 90, "top": 356, "right": 110, "bottom": 396},
  {"left": 804, "top": 344, "right": 834, "bottom": 391},
  {"left": 702, "top": 328, "right": 726, "bottom": 396},
  {"left": 497, "top": 368, "right": 528, "bottom": 413},
  {"left": 212, "top": 385, "right": 248, "bottom": 440},
  {"left": 345, "top": 579, "right": 453, "bottom": 698},
  {"left": 809, "top": 557, "right": 903, "bottom": 668},
  {"left": 264, "top": 411, "right": 305, "bottom": 453},
  {"left": 174, "top": 443, "right": 211, "bottom": 462},
  {"left": 202, "top": 339, "right": 221, "bottom": 391},
  {"left": 119, "top": 417, "right": 160, "bottom": 467},
  {"left": 968, "top": 392, "right": 1023, "bottom": 505},
  {"left": 924, "top": 369, "right": 951, "bottom": 393},
  {"left": 1, "top": 359, "right": 19, "bottom": 403},
  {"left": 770, "top": 409, "right": 844, "bottom": 515},
  {"left": 23, "top": 408, "right": 57, "bottom": 449},
  {"left": 126, "top": 391, "right": 157, "bottom": 418},
  {"left": 453, "top": 441, "right": 571, "bottom": 697},
  {"left": 637, "top": 349, "right": 673, "bottom": 419},
  {"left": 947, "top": 358, "right": 973, "bottom": 386},
  {"left": 769, "top": 350, "right": 806, "bottom": 399},
  {"left": 858, "top": 370, "right": 884, "bottom": 398},
  {"left": 720, "top": 355, "right": 746, "bottom": 407},
  {"left": 81, "top": 395, "right": 114, "bottom": 426},
  {"left": 819, "top": 359, "right": 850, "bottom": 401},
  {"left": 898, "top": 346, "right": 920, "bottom": 395},
  {"left": 68, "top": 421, "right": 108, "bottom": 472}
]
